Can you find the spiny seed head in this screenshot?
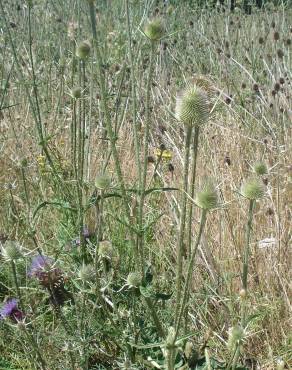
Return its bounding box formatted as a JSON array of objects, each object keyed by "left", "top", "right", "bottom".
[
  {"left": 228, "top": 325, "right": 245, "bottom": 350},
  {"left": 241, "top": 178, "right": 265, "bottom": 200},
  {"left": 175, "top": 84, "right": 211, "bottom": 127},
  {"left": 78, "top": 264, "right": 95, "bottom": 282},
  {"left": 126, "top": 272, "right": 141, "bottom": 288},
  {"left": 95, "top": 174, "right": 111, "bottom": 190},
  {"left": 1, "top": 241, "right": 22, "bottom": 261},
  {"left": 98, "top": 240, "right": 113, "bottom": 259},
  {"left": 253, "top": 162, "right": 268, "bottom": 176},
  {"left": 195, "top": 179, "right": 219, "bottom": 210},
  {"left": 72, "top": 87, "right": 82, "bottom": 99},
  {"left": 144, "top": 18, "right": 165, "bottom": 41},
  {"left": 76, "top": 41, "right": 91, "bottom": 59}
]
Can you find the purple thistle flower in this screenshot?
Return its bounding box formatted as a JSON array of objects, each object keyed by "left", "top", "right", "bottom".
[
  {"left": 28, "top": 255, "right": 54, "bottom": 278},
  {"left": 0, "top": 298, "right": 24, "bottom": 322}
]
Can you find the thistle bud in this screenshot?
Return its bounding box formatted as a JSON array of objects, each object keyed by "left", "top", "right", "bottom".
[
  {"left": 76, "top": 41, "right": 91, "bottom": 59},
  {"left": 144, "top": 18, "right": 165, "bottom": 41},
  {"left": 1, "top": 241, "right": 22, "bottom": 261},
  {"left": 253, "top": 161, "right": 268, "bottom": 176},
  {"left": 241, "top": 178, "right": 265, "bottom": 200},
  {"left": 195, "top": 179, "right": 219, "bottom": 210},
  {"left": 175, "top": 84, "right": 211, "bottom": 127},
  {"left": 95, "top": 174, "right": 111, "bottom": 190},
  {"left": 126, "top": 272, "right": 141, "bottom": 288}
]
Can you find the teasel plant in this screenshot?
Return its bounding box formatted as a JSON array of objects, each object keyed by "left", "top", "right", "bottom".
[
  {"left": 72, "top": 39, "right": 91, "bottom": 262},
  {"left": 138, "top": 17, "right": 165, "bottom": 281},
  {"left": 87, "top": 2, "right": 165, "bottom": 339},
  {"left": 166, "top": 179, "right": 220, "bottom": 370},
  {"left": 173, "top": 76, "right": 218, "bottom": 328},
  {"left": 227, "top": 176, "right": 265, "bottom": 370}
]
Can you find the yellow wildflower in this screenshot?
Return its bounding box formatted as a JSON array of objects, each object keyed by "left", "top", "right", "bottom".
[{"left": 154, "top": 148, "right": 173, "bottom": 161}]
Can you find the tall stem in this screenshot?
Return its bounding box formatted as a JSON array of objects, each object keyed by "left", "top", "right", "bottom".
[
  {"left": 175, "top": 209, "right": 207, "bottom": 336},
  {"left": 174, "top": 125, "right": 192, "bottom": 321},
  {"left": 137, "top": 41, "right": 155, "bottom": 280},
  {"left": 11, "top": 260, "right": 23, "bottom": 309},
  {"left": 241, "top": 199, "right": 255, "bottom": 327},
  {"left": 183, "top": 126, "right": 200, "bottom": 333},
  {"left": 125, "top": 0, "right": 142, "bottom": 182},
  {"left": 186, "top": 126, "right": 200, "bottom": 256}
]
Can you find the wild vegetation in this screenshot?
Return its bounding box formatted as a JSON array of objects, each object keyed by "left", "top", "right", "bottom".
[{"left": 0, "top": 0, "right": 291, "bottom": 369}]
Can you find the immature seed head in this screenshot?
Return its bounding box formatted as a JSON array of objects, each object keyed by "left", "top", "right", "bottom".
[
  {"left": 227, "top": 325, "right": 245, "bottom": 350},
  {"left": 72, "top": 87, "right": 82, "bottom": 99},
  {"left": 276, "top": 359, "right": 285, "bottom": 370},
  {"left": 78, "top": 264, "right": 95, "bottom": 283},
  {"left": 253, "top": 161, "right": 268, "bottom": 176},
  {"left": 239, "top": 289, "right": 247, "bottom": 299},
  {"left": 144, "top": 18, "right": 165, "bottom": 41},
  {"left": 98, "top": 240, "right": 113, "bottom": 259},
  {"left": 166, "top": 326, "right": 176, "bottom": 347},
  {"left": 241, "top": 178, "right": 265, "bottom": 200},
  {"left": 95, "top": 174, "right": 111, "bottom": 190},
  {"left": 195, "top": 179, "right": 219, "bottom": 210},
  {"left": 175, "top": 84, "right": 211, "bottom": 127},
  {"left": 126, "top": 272, "right": 141, "bottom": 288},
  {"left": 1, "top": 241, "right": 22, "bottom": 261},
  {"left": 76, "top": 41, "right": 91, "bottom": 59}
]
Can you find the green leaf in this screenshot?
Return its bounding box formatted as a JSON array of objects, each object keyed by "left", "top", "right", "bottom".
[
  {"left": 140, "top": 285, "right": 153, "bottom": 298},
  {"left": 155, "top": 292, "right": 173, "bottom": 300},
  {"left": 32, "top": 200, "right": 76, "bottom": 219}
]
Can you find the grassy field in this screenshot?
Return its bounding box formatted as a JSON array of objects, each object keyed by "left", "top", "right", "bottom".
[{"left": 0, "top": 0, "right": 291, "bottom": 369}]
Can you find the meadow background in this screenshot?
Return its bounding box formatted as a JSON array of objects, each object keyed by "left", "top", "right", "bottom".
[{"left": 0, "top": 0, "right": 291, "bottom": 369}]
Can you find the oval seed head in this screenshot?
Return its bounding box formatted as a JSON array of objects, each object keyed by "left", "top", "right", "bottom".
[
  {"left": 72, "top": 87, "right": 82, "bottom": 99},
  {"left": 166, "top": 326, "right": 176, "bottom": 347},
  {"left": 195, "top": 179, "right": 219, "bottom": 210},
  {"left": 78, "top": 264, "right": 95, "bottom": 283},
  {"left": 144, "top": 18, "right": 165, "bottom": 41},
  {"left": 276, "top": 359, "right": 285, "bottom": 370},
  {"left": 126, "top": 272, "right": 141, "bottom": 288},
  {"left": 227, "top": 325, "right": 245, "bottom": 350},
  {"left": 1, "top": 241, "right": 22, "bottom": 261},
  {"left": 176, "top": 84, "right": 211, "bottom": 127},
  {"left": 241, "top": 177, "right": 265, "bottom": 200},
  {"left": 76, "top": 41, "right": 91, "bottom": 59},
  {"left": 95, "top": 174, "right": 111, "bottom": 190},
  {"left": 253, "top": 161, "right": 268, "bottom": 176},
  {"left": 21, "top": 158, "right": 28, "bottom": 168},
  {"left": 98, "top": 240, "right": 113, "bottom": 259},
  {"left": 239, "top": 289, "right": 247, "bottom": 300}
]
